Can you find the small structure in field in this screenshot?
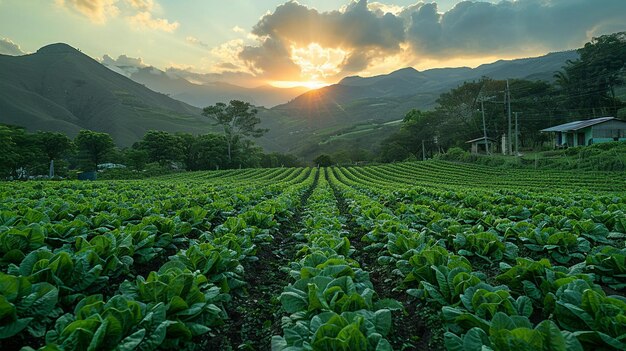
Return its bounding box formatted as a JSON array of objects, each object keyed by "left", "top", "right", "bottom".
[
  {"left": 541, "top": 117, "right": 626, "bottom": 148},
  {"left": 466, "top": 136, "right": 497, "bottom": 154}
]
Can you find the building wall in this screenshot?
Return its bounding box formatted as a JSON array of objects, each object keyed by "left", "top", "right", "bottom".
[
  {"left": 591, "top": 120, "right": 626, "bottom": 144},
  {"left": 593, "top": 137, "right": 626, "bottom": 143},
  {"left": 584, "top": 128, "right": 593, "bottom": 145}
]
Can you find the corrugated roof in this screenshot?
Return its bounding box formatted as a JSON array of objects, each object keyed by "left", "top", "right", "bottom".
[
  {"left": 466, "top": 136, "right": 496, "bottom": 143},
  {"left": 540, "top": 117, "right": 617, "bottom": 132}
]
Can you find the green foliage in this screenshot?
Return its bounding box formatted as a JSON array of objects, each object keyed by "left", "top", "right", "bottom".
[
  {"left": 557, "top": 32, "right": 626, "bottom": 116},
  {"left": 202, "top": 100, "right": 268, "bottom": 164},
  {"left": 0, "top": 273, "right": 60, "bottom": 339},
  {"left": 314, "top": 154, "right": 333, "bottom": 167},
  {"left": 138, "top": 130, "right": 184, "bottom": 167},
  {"left": 75, "top": 130, "right": 115, "bottom": 171},
  {"left": 444, "top": 315, "right": 583, "bottom": 351}
]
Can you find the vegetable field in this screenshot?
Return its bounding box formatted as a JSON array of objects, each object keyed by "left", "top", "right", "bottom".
[{"left": 1, "top": 161, "right": 625, "bottom": 351}]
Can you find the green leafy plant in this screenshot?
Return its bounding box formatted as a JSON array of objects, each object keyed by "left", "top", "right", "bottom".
[{"left": 0, "top": 273, "right": 60, "bottom": 339}]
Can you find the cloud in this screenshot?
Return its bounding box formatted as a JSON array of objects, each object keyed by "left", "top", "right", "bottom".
[
  {"left": 129, "top": 11, "right": 179, "bottom": 32},
  {"left": 126, "top": 0, "right": 154, "bottom": 11},
  {"left": 215, "top": 62, "right": 240, "bottom": 70},
  {"left": 239, "top": 0, "right": 405, "bottom": 80},
  {"left": 55, "top": 0, "right": 119, "bottom": 24},
  {"left": 232, "top": 26, "right": 245, "bottom": 33},
  {"left": 100, "top": 54, "right": 146, "bottom": 77},
  {"left": 0, "top": 37, "right": 26, "bottom": 56},
  {"left": 165, "top": 67, "right": 262, "bottom": 87},
  {"left": 405, "top": 0, "right": 626, "bottom": 59},
  {"left": 186, "top": 36, "right": 209, "bottom": 48},
  {"left": 240, "top": 37, "right": 302, "bottom": 80},
  {"left": 56, "top": 0, "right": 178, "bottom": 32},
  {"left": 230, "top": 0, "right": 626, "bottom": 83},
  {"left": 210, "top": 39, "right": 249, "bottom": 72},
  {"left": 101, "top": 54, "right": 146, "bottom": 67}
]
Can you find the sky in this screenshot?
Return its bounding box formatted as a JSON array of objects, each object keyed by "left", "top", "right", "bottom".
[{"left": 1, "top": 0, "right": 625, "bottom": 89}]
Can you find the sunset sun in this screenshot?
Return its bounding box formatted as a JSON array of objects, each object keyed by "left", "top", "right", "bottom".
[{"left": 270, "top": 80, "right": 330, "bottom": 90}]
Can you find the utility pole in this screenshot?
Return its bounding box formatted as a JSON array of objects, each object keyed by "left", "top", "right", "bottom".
[
  {"left": 514, "top": 112, "right": 519, "bottom": 156},
  {"left": 422, "top": 140, "right": 426, "bottom": 161},
  {"left": 506, "top": 79, "right": 512, "bottom": 156},
  {"left": 481, "top": 98, "right": 489, "bottom": 154}
]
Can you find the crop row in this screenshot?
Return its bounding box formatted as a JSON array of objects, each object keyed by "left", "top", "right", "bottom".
[
  {"left": 328, "top": 164, "right": 626, "bottom": 350},
  {"left": 371, "top": 161, "right": 626, "bottom": 192},
  {"left": 272, "top": 169, "right": 401, "bottom": 350},
  {"left": 0, "top": 168, "right": 314, "bottom": 349}
]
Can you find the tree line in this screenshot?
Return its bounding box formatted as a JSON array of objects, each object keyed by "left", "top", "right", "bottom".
[
  {"left": 1, "top": 100, "right": 300, "bottom": 179},
  {"left": 379, "top": 32, "right": 626, "bottom": 162}
]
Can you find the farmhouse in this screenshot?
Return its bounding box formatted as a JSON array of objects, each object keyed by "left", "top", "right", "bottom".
[
  {"left": 540, "top": 117, "right": 626, "bottom": 148},
  {"left": 466, "top": 136, "right": 497, "bottom": 154}
]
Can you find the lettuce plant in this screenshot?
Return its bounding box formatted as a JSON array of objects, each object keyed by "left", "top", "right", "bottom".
[{"left": 0, "top": 273, "right": 60, "bottom": 339}]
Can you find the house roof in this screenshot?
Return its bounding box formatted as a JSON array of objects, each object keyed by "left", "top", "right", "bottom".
[
  {"left": 540, "top": 117, "right": 618, "bottom": 132},
  {"left": 466, "top": 136, "right": 496, "bottom": 144}
]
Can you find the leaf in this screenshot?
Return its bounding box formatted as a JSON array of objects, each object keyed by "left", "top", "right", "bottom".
[
  {"left": 444, "top": 331, "right": 465, "bottom": 351},
  {"left": 535, "top": 320, "right": 568, "bottom": 351},
  {"left": 280, "top": 291, "right": 308, "bottom": 314},
  {"left": 463, "top": 327, "right": 489, "bottom": 351},
  {"left": 373, "top": 309, "right": 391, "bottom": 335},
  {"left": 116, "top": 328, "right": 146, "bottom": 351},
  {"left": 516, "top": 296, "right": 533, "bottom": 318},
  {"left": 0, "top": 317, "right": 33, "bottom": 339}
]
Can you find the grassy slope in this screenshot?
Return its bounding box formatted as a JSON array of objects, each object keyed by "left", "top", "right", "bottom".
[{"left": 0, "top": 44, "right": 211, "bottom": 146}]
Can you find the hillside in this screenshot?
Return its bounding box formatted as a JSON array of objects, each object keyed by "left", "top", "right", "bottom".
[
  {"left": 0, "top": 43, "right": 579, "bottom": 157},
  {"left": 260, "top": 51, "right": 579, "bottom": 157},
  {"left": 0, "top": 43, "right": 211, "bottom": 146}
]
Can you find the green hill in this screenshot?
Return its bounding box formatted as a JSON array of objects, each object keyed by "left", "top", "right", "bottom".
[
  {"left": 0, "top": 43, "right": 210, "bottom": 146},
  {"left": 258, "top": 51, "right": 578, "bottom": 158},
  {"left": 0, "top": 43, "right": 579, "bottom": 158}
]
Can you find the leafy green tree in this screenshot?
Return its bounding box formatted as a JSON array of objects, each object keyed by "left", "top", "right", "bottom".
[
  {"left": 231, "top": 138, "right": 263, "bottom": 168},
  {"left": 202, "top": 100, "right": 268, "bottom": 165},
  {"left": 35, "top": 131, "right": 73, "bottom": 176},
  {"left": 123, "top": 148, "right": 149, "bottom": 170},
  {"left": 139, "top": 130, "right": 183, "bottom": 167},
  {"left": 0, "top": 125, "right": 20, "bottom": 178},
  {"left": 557, "top": 32, "right": 626, "bottom": 116},
  {"left": 176, "top": 133, "right": 228, "bottom": 171},
  {"left": 75, "top": 130, "right": 115, "bottom": 170},
  {"left": 0, "top": 124, "right": 41, "bottom": 178},
  {"left": 379, "top": 140, "right": 412, "bottom": 162},
  {"left": 193, "top": 134, "right": 229, "bottom": 170},
  {"left": 313, "top": 154, "right": 333, "bottom": 167}
]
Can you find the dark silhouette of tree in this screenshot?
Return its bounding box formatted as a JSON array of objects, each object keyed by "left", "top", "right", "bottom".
[{"left": 202, "top": 100, "right": 268, "bottom": 165}]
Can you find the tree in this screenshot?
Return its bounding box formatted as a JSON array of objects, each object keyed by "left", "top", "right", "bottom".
[
  {"left": 313, "top": 154, "right": 333, "bottom": 167},
  {"left": 260, "top": 152, "right": 302, "bottom": 168},
  {"left": 0, "top": 124, "right": 41, "bottom": 178},
  {"left": 35, "top": 131, "right": 73, "bottom": 177},
  {"left": 123, "top": 148, "right": 149, "bottom": 170},
  {"left": 139, "top": 130, "right": 183, "bottom": 167},
  {"left": 75, "top": 130, "right": 115, "bottom": 170},
  {"left": 202, "top": 100, "right": 268, "bottom": 165},
  {"left": 176, "top": 133, "right": 228, "bottom": 171},
  {"left": 557, "top": 32, "right": 626, "bottom": 116}
]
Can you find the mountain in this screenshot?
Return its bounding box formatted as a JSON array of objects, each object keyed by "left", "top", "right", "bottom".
[
  {"left": 0, "top": 43, "right": 210, "bottom": 146},
  {"left": 291, "top": 51, "right": 578, "bottom": 109},
  {"left": 259, "top": 50, "right": 579, "bottom": 158},
  {"left": 0, "top": 43, "right": 579, "bottom": 159},
  {"left": 105, "top": 64, "right": 310, "bottom": 108}
]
